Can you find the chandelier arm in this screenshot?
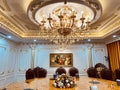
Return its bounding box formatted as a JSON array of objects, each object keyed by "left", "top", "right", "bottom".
[
  {"left": 48, "top": 20, "right": 53, "bottom": 29},
  {"left": 64, "top": 0, "right": 67, "bottom": 4},
  {"left": 60, "top": 18, "right": 63, "bottom": 27},
  {"left": 71, "top": 18, "right": 75, "bottom": 27},
  {"left": 81, "top": 22, "right": 85, "bottom": 29}
]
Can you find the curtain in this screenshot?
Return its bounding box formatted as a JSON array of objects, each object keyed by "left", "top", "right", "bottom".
[{"left": 107, "top": 41, "right": 120, "bottom": 72}]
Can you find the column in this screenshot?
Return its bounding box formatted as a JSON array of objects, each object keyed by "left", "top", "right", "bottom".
[{"left": 29, "top": 44, "right": 36, "bottom": 69}]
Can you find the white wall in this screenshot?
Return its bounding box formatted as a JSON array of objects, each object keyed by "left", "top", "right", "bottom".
[
  {"left": 16, "top": 43, "right": 108, "bottom": 81},
  {"left": 0, "top": 37, "right": 17, "bottom": 88}
]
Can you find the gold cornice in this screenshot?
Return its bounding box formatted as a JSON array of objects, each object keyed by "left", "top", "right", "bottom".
[
  {"left": 10, "top": 16, "right": 27, "bottom": 33},
  {"left": 3, "top": 0, "right": 11, "bottom": 11},
  {"left": 99, "top": 17, "right": 120, "bottom": 37},
  {"left": 0, "top": 5, "right": 5, "bottom": 11},
  {"left": 0, "top": 11, "right": 24, "bottom": 37},
  {"left": 97, "top": 14, "right": 117, "bottom": 31},
  {"left": 0, "top": 10, "right": 26, "bottom": 33}
]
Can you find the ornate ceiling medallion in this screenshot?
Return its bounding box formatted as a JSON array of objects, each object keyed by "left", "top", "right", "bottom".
[{"left": 28, "top": 0, "right": 102, "bottom": 45}]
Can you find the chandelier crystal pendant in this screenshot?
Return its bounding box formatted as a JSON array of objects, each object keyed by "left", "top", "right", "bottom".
[{"left": 28, "top": 0, "right": 102, "bottom": 45}]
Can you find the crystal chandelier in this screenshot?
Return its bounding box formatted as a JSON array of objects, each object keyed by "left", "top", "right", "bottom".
[{"left": 28, "top": 0, "right": 102, "bottom": 45}]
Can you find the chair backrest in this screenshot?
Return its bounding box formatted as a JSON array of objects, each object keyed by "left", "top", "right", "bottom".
[
  {"left": 95, "top": 63, "right": 107, "bottom": 69},
  {"left": 69, "top": 67, "right": 79, "bottom": 76},
  {"left": 26, "top": 68, "right": 34, "bottom": 80},
  {"left": 101, "top": 69, "right": 113, "bottom": 80},
  {"left": 33, "top": 67, "right": 47, "bottom": 78},
  {"left": 55, "top": 67, "right": 66, "bottom": 75},
  {"left": 87, "top": 67, "right": 97, "bottom": 78},
  {"left": 33, "top": 67, "right": 41, "bottom": 78},
  {"left": 95, "top": 63, "right": 107, "bottom": 78},
  {"left": 115, "top": 69, "right": 120, "bottom": 79},
  {"left": 38, "top": 68, "right": 47, "bottom": 78}
]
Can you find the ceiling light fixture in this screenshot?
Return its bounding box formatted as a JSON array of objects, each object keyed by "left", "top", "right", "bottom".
[
  {"left": 34, "top": 39, "right": 37, "bottom": 42},
  {"left": 7, "top": 36, "right": 12, "bottom": 39},
  {"left": 112, "top": 35, "right": 117, "bottom": 38},
  {"left": 88, "top": 38, "right": 91, "bottom": 42},
  {"left": 28, "top": 0, "right": 102, "bottom": 45}
]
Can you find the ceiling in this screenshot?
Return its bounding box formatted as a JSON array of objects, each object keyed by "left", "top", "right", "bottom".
[{"left": 0, "top": 0, "right": 120, "bottom": 43}]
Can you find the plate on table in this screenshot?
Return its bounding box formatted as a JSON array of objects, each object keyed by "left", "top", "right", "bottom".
[
  {"left": 24, "top": 88, "right": 34, "bottom": 90},
  {"left": 89, "top": 80, "right": 100, "bottom": 84}
]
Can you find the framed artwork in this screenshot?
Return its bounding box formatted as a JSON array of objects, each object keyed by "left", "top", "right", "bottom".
[{"left": 50, "top": 53, "right": 73, "bottom": 67}]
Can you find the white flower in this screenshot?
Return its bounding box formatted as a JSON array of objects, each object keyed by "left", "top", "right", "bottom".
[
  {"left": 58, "top": 81, "right": 63, "bottom": 87},
  {"left": 66, "top": 79, "right": 69, "bottom": 82},
  {"left": 53, "top": 82, "right": 57, "bottom": 87},
  {"left": 70, "top": 81, "right": 73, "bottom": 84},
  {"left": 67, "top": 83, "right": 70, "bottom": 87}
]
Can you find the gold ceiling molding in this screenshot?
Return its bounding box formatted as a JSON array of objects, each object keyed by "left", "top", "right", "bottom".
[
  {"left": 97, "top": 14, "right": 117, "bottom": 31},
  {"left": 0, "top": 11, "right": 24, "bottom": 37},
  {"left": 100, "top": 17, "right": 120, "bottom": 37},
  {"left": 0, "top": 1, "right": 119, "bottom": 40},
  {"left": 0, "top": 5, "right": 5, "bottom": 11},
  {"left": 2, "top": 0, "right": 11, "bottom": 11},
  {"left": 10, "top": 15, "right": 28, "bottom": 32}
]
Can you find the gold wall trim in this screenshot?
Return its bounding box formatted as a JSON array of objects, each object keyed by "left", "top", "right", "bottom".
[
  {"left": 3, "top": 0, "right": 11, "bottom": 11},
  {"left": 8, "top": 70, "right": 14, "bottom": 73},
  {"left": 0, "top": 45, "right": 6, "bottom": 51},
  {"left": 0, "top": 72, "right": 4, "bottom": 75},
  {"left": 18, "top": 68, "right": 26, "bottom": 72}
]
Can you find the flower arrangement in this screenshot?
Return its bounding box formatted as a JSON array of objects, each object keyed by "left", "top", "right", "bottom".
[{"left": 53, "top": 74, "right": 76, "bottom": 88}]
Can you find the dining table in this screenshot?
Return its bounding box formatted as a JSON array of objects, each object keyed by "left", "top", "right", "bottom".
[{"left": 4, "top": 76, "right": 120, "bottom": 90}]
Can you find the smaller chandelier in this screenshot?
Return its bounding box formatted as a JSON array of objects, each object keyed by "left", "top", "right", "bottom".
[{"left": 28, "top": 0, "right": 102, "bottom": 45}]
